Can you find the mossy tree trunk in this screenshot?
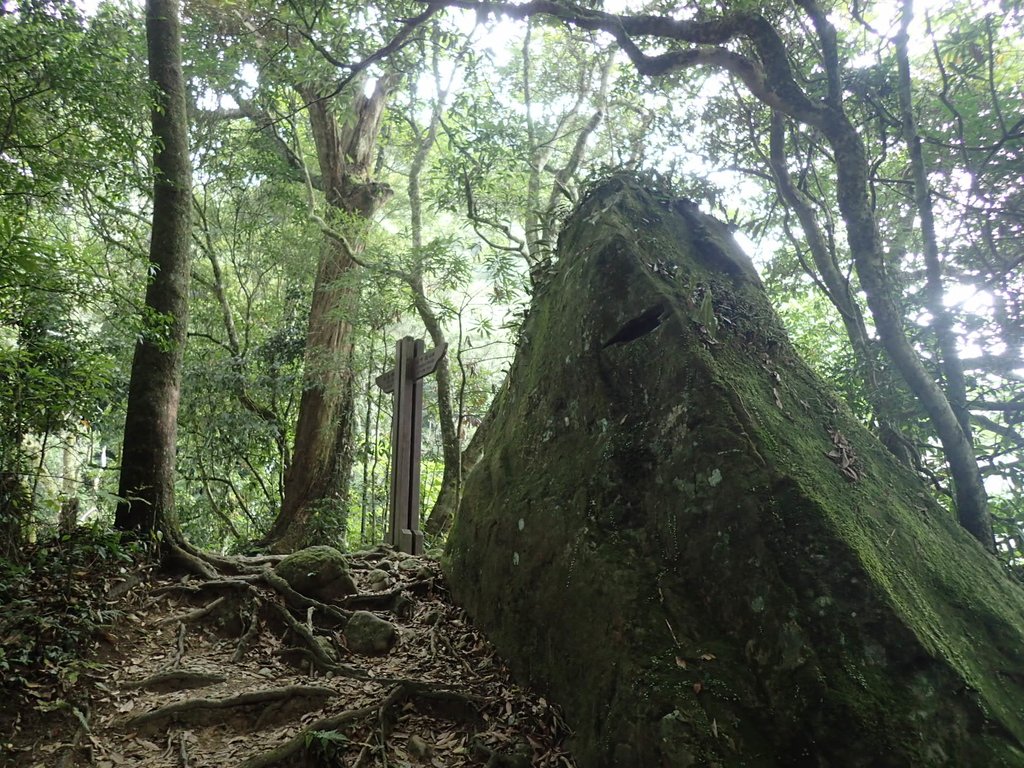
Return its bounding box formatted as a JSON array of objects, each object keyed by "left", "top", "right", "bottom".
[
  {"left": 259, "top": 79, "right": 393, "bottom": 553},
  {"left": 446, "top": 177, "right": 1024, "bottom": 767}
]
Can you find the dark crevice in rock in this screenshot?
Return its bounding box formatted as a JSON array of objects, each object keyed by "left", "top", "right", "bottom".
[{"left": 601, "top": 303, "right": 667, "bottom": 348}]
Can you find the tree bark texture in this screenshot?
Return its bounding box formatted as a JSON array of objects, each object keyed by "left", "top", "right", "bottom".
[
  {"left": 446, "top": 178, "right": 1024, "bottom": 766},
  {"left": 114, "top": 0, "right": 191, "bottom": 537},
  {"left": 261, "top": 79, "right": 393, "bottom": 552}
]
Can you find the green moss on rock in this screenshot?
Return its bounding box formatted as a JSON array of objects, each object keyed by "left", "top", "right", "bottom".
[
  {"left": 344, "top": 610, "right": 398, "bottom": 655},
  {"left": 445, "top": 176, "right": 1024, "bottom": 766},
  {"left": 274, "top": 545, "right": 356, "bottom": 602}
]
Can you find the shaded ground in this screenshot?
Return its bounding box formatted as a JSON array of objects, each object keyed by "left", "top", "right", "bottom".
[{"left": 2, "top": 535, "right": 575, "bottom": 767}]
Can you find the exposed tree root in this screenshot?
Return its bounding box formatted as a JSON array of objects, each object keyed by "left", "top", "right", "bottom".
[
  {"left": 164, "top": 540, "right": 220, "bottom": 580},
  {"left": 354, "top": 683, "right": 408, "bottom": 767},
  {"left": 147, "top": 562, "right": 359, "bottom": 679},
  {"left": 195, "top": 550, "right": 283, "bottom": 576},
  {"left": 355, "top": 683, "right": 486, "bottom": 767},
  {"left": 240, "top": 702, "right": 380, "bottom": 768},
  {"left": 269, "top": 602, "right": 344, "bottom": 672},
  {"left": 243, "top": 681, "right": 486, "bottom": 768},
  {"left": 342, "top": 587, "right": 416, "bottom": 617},
  {"left": 9, "top": 544, "right": 579, "bottom": 768},
  {"left": 257, "top": 568, "right": 350, "bottom": 625},
  {"left": 274, "top": 646, "right": 371, "bottom": 679},
  {"left": 127, "top": 670, "right": 227, "bottom": 693},
  {"left": 157, "top": 595, "right": 228, "bottom": 626},
  {"left": 126, "top": 685, "right": 336, "bottom": 731},
  {"left": 164, "top": 538, "right": 286, "bottom": 579}
]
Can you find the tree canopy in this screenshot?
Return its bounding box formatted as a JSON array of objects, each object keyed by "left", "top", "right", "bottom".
[{"left": 2, "top": 0, "right": 1024, "bottom": 564}]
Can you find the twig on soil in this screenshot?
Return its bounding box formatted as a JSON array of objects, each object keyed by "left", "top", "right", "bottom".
[
  {"left": 342, "top": 586, "right": 403, "bottom": 608},
  {"left": 151, "top": 578, "right": 257, "bottom": 597}
]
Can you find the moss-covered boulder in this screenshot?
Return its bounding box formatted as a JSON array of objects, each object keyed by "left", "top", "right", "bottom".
[
  {"left": 344, "top": 611, "right": 398, "bottom": 655},
  {"left": 274, "top": 545, "right": 356, "bottom": 602},
  {"left": 444, "top": 176, "right": 1024, "bottom": 766}
]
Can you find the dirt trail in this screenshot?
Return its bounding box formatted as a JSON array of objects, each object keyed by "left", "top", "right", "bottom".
[{"left": 7, "top": 549, "right": 576, "bottom": 767}]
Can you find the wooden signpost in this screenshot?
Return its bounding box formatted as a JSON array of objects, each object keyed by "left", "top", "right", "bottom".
[{"left": 375, "top": 336, "right": 447, "bottom": 554}]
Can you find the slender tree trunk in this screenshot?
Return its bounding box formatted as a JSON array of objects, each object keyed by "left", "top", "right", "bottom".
[
  {"left": 788, "top": 0, "right": 992, "bottom": 547},
  {"left": 360, "top": 338, "right": 375, "bottom": 543},
  {"left": 415, "top": 286, "right": 462, "bottom": 534},
  {"left": 59, "top": 431, "right": 79, "bottom": 534},
  {"left": 0, "top": 433, "right": 29, "bottom": 558},
  {"left": 425, "top": 36, "right": 611, "bottom": 535},
  {"left": 399, "top": 54, "right": 464, "bottom": 536},
  {"left": 115, "top": 0, "right": 191, "bottom": 540},
  {"left": 259, "top": 79, "right": 393, "bottom": 552},
  {"left": 198, "top": 226, "right": 289, "bottom": 471},
  {"left": 768, "top": 112, "right": 911, "bottom": 463},
  {"left": 895, "top": 0, "right": 971, "bottom": 439},
  {"left": 824, "top": 115, "right": 991, "bottom": 548},
  {"left": 785, "top": 0, "right": 990, "bottom": 546}
]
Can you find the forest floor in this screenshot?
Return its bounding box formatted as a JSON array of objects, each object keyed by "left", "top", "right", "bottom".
[{"left": 1, "top": 534, "right": 576, "bottom": 767}]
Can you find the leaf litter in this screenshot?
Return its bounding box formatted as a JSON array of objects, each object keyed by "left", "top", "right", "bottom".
[{"left": 3, "top": 544, "right": 577, "bottom": 767}]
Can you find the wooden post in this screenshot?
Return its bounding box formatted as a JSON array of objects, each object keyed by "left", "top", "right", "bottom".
[{"left": 375, "top": 336, "right": 447, "bottom": 554}]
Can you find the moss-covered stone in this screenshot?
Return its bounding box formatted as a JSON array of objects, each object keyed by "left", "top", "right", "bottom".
[
  {"left": 274, "top": 545, "right": 356, "bottom": 602},
  {"left": 344, "top": 610, "right": 398, "bottom": 655},
  {"left": 444, "top": 176, "right": 1024, "bottom": 766},
  {"left": 366, "top": 568, "right": 391, "bottom": 592}
]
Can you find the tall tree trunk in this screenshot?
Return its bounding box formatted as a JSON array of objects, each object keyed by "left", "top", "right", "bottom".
[
  {"left": 414, "top": 285, "right": 462, "bottom": 535},
  {"left": 114, "top": 0, "right": 191, "bottom": 540},
  {"left": 396, "top": 47, "right": 463, "bottom": 536},
  {"left": 825, "top": 116, "right": 991, "bottom": 547},
  {"left": 259, "top": 78, "right": 393, "bottom": 553},
  {"left": 793, "top": 0, "right": 991, "bottom": 548},
  {"left": 767, "top": 111, "right": 911, "bottom": 463},
  {"left": 895, "top": 0, "right": 972, "bottom": 440}
]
